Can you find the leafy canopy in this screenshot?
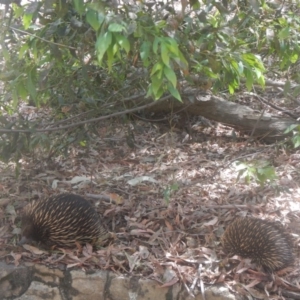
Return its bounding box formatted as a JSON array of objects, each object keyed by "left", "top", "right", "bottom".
[{"left": 0, "top": 0, "right": 299, "bottom": 163}]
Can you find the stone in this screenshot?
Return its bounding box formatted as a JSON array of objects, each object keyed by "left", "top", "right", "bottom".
[
  {"left": 0, "top": 261, "right": 237, "bottom": 300},
  {"left": 0, "top": 262, "right": 32, "bottom": 299},
  {"left": 70, "top": 270, "right": 108, "bottom": 300},
  {"left": 15, "top": 281, "right": 61, "bottom": 300}
]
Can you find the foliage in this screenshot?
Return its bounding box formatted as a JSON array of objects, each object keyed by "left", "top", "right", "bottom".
[
  {"left": 0, "top": 0, "right": 300, "bottom": 162},
  {"left": 234, "top": 160, "right": 277, "bottom": 186},
  {"left": 3, "top": 0, "right": 299, "bottom": 107},
  {"left": 284, "top": 124, "right": 300, "bottom": 148},
  {"left": 163, "top": 182, "right": 179, "bottom": 204}
]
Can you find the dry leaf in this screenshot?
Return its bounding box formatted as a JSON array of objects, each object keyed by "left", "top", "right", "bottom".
[
  {"left": 22, "top": 244, "right": 48, "bottom": 255},
  {"left": 109, "top": 193, "right": 124, "bottom": 205}
]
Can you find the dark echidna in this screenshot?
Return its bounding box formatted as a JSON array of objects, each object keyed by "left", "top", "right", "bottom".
[
  {"left": 222, "top": 217, "right": 294, "bottom": 272},
  {"left": 20, "top": 194, "right": 108, "bottom": 248}
]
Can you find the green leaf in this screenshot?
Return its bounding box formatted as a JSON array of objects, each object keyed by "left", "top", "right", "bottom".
[
  {"left": 166, "top": 37, "right": 179, "bottom": 56},
  {"left": 151, "top": 74, "right": 163, "bottom": 95},
  {"left": 230, "top": 60, "right": 239, "bottom": 74},
  {"left": 257, "top": 166, "right": 276, "bottom": 180},
  {"left": 228, "top": 83, "right": 235, "bottom": 94},
  {"left": 86, "top": 9, "right": 103, "bottom": 31},
  {"left": 16, "top": 80, "right": 28, "bottom": 100},
  {"left": 31, "top": 40, "right": 38, "bottom": 61},
  {"left": 256, "top": 166, "right": 276, "bottom": 185},
  {"left": 19, "top": 44, "right": 29, "bottom": 59},
  {"left": 190, "top": 0, "right": 200, "bottom": 9},
  {"left": 145, "top": 85, "right": 153, "bottom": 98},
  {"left": 292, "top": 136, "right": 300, "bottom": 148},
  {"left": 79, "top": 140, "right": 86, "bottom": 147},
  {"left": 253, "top": 68, "right": 263, "bottom": 79},
  {"left": 293, "top": 85, "right": 300, "bottom": 97},
  {"left": 155, "top": 20, "right": 166, "bottom": 29},
  {"left": 2, "top": 46, "right": 10, "bottom": 61},
  {"left": 115, "top": 34, "right": 130, "bottom": 53},
  {"left": 284, "top": 124, "right": 299, "bottom": 134},
  {"left": 290, "top": 53, "right": 298, "bottom": 64},
  {"left": 150, "top": 62, "right": 163, "bottom": 77},
  {"left": 13, "top": 5, "right": 24, "bottom": 18},
  {"left": 168, "top": 84, "right": 182, "bottom": 102},
  {"left": 108, "top": 23, "right": 125, "bottom": 32},
  {"left": 12, "top": 89, "right": 19, "bottom": 109},
  {"left": 163, "top": 187, "right": 171, "bottom": 204},
  {"left": 247, "top": 167, "right": 256, "bottom": 177},
  {"left": 112, "top": 42, "right": 119, "bottom": 56},
  {"left": 140, "top": 41, "right": 151, "bottom": 66},
  {"left": 244, "top": 69, "right": 254, "bottom": 91},
  {"left": 238, "top": 61, "right": 244, "bottom": 74},
  {"left": 106, "top": 44, "right": 114, "bottom": 72},
  {"left": 0, "top": 70, "right": 17, "bottom": 81},
  {"left": 153, "top": 37, "right": 160, "bottom": 54},
  {"left": 278, "top": 27, "right": 290, "bottom": 40},
  {"left": 148, "top": 82, "right": 164, "bottom": 100},
  {"left": 242, "top": 53, "right": 265, "bottom": 71},
  {"left": 154, "top": 87, "right": 164, "bottom": 100},
  {"left": 27, "top": 69, "right": 37, "bottom": 100},
  {"left": 73, "top": 0, "right": 85, "bottom": 15},
  {"left": 164, "top": 66, "right": 176, "bottom": 87},
  {"left": 96, "top": 32, "right": 112, "bottom": 63},
  {"left": 173, "top": 51, "right": 188, "bottom": 70},
  {"left": 23, "top": 14, "right": 33, "bottom": 29},
  {"left": 161, "top": 42, "right": 169, "bottom": 67},
  {"left": 257, "top": 74, "right": 265, "bottom": 86}
]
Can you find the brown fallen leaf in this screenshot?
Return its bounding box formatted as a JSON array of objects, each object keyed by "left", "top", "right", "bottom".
[
  {"left": 109, "top": 193, "right": 124, "bottom": 205},
  {"left": 22, "top": 244, "right": 48, "bottom": 255},
  {"left": 10, "top": 251, "right": 22, "bottom": 266}
]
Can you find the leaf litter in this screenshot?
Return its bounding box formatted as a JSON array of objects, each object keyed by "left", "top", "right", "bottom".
[{"left": 0, "top": 116, "right": 299, "bottom": 299}]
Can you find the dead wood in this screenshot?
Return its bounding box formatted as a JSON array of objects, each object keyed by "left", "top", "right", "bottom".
[{"left": 146, "top": 89, "right": 298, "bottom": 142}]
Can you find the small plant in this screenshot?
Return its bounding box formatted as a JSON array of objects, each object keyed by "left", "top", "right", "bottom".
[
  {"left": 234, "top": 161, "right": 276, "bottom": 186},
  {"left": 284, "top": 124, "right": 300, "bottom": 148},
  {"left": 163, "top": 182, "right": 179, "bottom": 204}
]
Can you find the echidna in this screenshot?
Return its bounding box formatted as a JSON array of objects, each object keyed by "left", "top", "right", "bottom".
[
  {"left": 20, "top": 194, "right": 108, "bottom": 248},
  {"left": 222, "top": 217, "right": 294, "bottom": 272}
]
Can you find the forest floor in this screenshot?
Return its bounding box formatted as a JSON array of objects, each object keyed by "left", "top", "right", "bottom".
[{"left": 0, "top": 103, "right": 300, "bottom": 299}]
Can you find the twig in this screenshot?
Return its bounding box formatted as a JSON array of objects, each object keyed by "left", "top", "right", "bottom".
[
  {"left": 245, "top": 92, "right": 298, "bottom": 119},
  {"left": 8, "top": 25, "right": 77, "bottom": 50},
  {"left": 0, "top": 95, "right": 171, "bottom": 133},
  {"left": 248, "top": 107, "right": 266, "bottom": 140}
]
